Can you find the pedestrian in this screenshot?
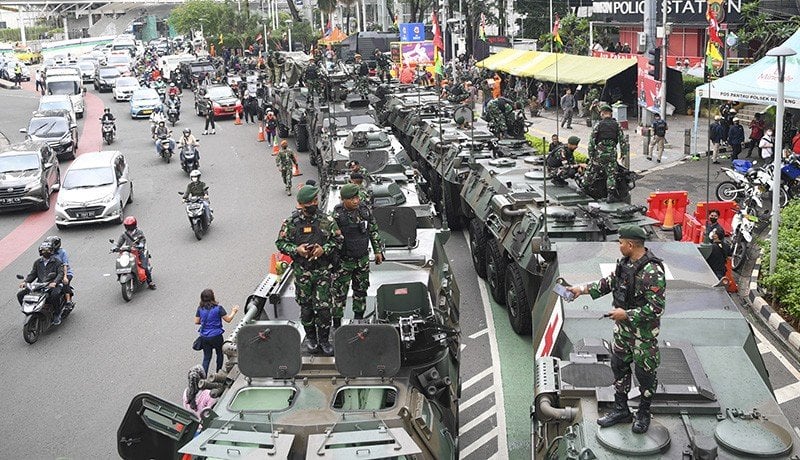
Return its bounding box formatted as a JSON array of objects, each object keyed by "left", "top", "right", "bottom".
[
  {"left": 710, "top": 115, "right": 724, "bottom": 164},
  {"left": 759, "top": 128, "right": 775, "bottom": 162},
  {"left": 727, "top": 117, "right": 745, "bottom": 160},
  {"left": 492, "top": 72, "right": 502, "bottom": 99},
  {"left": 194, "top": 289, "right": 240, "bottom": 375},
  {"left": 13, "top": 62, "right": 23, "bottom": 87},
  {"left": 182, "top": 365, "right": 218, "bottom": 418},
  {"left": 793, "top": 130, "right": 800, "bottom": 156},
  {"left": 275, "top": 185, "right": 342, "bottom": 356},
  {"left": 202, "top": 94, "right": 216, "bottom": 135},
  {"left": 586, "top": 104, "right": 628, "bottom": 202},
  {"left": 703, "top": 209, "right": 726, "bottom": 243},
  {"left": 746, "top": 112, "right": 765, "bottom": 158},
  {"left": 265, "top": 111, "right": 277, "bottom": 145},
  {"left": 706, "top": 228, "right": 730, "bottom": 280},
  {"left": 560, "top": 88, "right": 576, "bottom": 129},
  {"left": 647, "top": 113, "right": 668, "bottom": 163},
  {"left": 331, "top": 183, "right": 383, "bottom": 328},
  {"left": 568, "top": 225, "right": 666, "bottom": 434},
  {"left": 783, "top": 112, "right": 796, "bottom": 156},
  {"left": 276, "top": 140, "right": 298, "bottom": 195},
  {"left": 34, "top": 69, "right": 44, "bottom": 94},
  {"left": 537, "top": 82, "right": 546, "bottom": 107},
  {"left": 243, "top": 95, "right": 257, "bottom": 124}
]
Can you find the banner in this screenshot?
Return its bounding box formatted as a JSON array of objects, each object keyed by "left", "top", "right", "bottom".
[
  {"left": 399, "top": 23, "right": 425, "bottom": 42},
  {"left": 592, "top": 50, "right": 703, "bottom": 71},
  {"left": 636, "top": 55, "right": 662, "bottom": 111},
  {"left": 400, "top": 41, "right": 435, "bottom": 65},
  {"left": 572, "top": 0, "right": 742, "bottom": 24}
]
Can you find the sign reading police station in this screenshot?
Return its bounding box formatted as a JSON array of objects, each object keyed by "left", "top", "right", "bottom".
[
  {"left": 399, "top": 23, "right": 425, "bottom": 42},
  {"left": 572, "top": 0, "right": 742, "bottom": 23}
]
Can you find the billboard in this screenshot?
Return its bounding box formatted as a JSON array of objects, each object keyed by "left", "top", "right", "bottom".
[
  {"left": 399, "top": 23, "right": 425, "bottom": 42},
  {"left": 400, "top": 41, "right": 435, "bottom": 65}
]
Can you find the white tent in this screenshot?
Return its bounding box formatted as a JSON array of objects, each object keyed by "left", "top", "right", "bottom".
[{"left": 691, "top": 28, "right": 800, "bottom": 153}]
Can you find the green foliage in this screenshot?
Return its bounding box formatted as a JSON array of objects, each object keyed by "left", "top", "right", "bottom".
[
  {"left": 169, "top": 0, "right": 229, "bottom": 37},
  {"left": 537, "top": 14, "right": 606, "bottom": 55},
  {"left": 736, "top": 1, "right": 800, "bottom": 60},
  {"left": 525, "top": 131, "right": 588, "bottom": 162},
  {"left": 759, "top": 200, "right": 800, "bottom": 319},
  {"left": 0, "top": 26, "right": 52, "bottom": 42}
]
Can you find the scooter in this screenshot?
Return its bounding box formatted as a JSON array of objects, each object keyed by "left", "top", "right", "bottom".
[
  {"left": 730, "top": 208, "right": 758, "bottom": 272},
  {"left": 16, "top": 273, "right": 72, "bottom": 344},
  {"left": 110, "top": 239, "right": 150, "bottom": 302},
  {"left": 179, "top": 192, "right": 212, "bottom": 240},
  {"left": 156, "top": 133, "right": 174, "bottom": 163},
  {"left": 101, "top": 120, "right": 115, "bottom": 145},
  {"left": 180, "top": 144, "right": 200, "bottom": 174},
  {"left": 167, "top": 101, "right": 180, "bottom": 126}
]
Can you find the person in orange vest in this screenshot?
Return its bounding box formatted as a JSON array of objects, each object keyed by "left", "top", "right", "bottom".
[
  {"left": 492, "top": 72, "right": 502, "bottom": 99},
  {"left": 399, "top": 64, "right": 414, "bottom": 84},
  {"left": 210, "top": 43, "right": 216, "bottom": 57}
]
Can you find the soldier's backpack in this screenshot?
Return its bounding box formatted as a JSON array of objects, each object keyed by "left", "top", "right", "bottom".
[
  {"left": 595, "top": 118, "right": 620, "bottom": 143},
  {"left": 653, "top": 120, "right": 667, "bottom": 137}
]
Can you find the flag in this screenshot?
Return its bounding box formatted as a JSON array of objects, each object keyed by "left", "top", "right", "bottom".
[
  {"left": 434, "top": 48, "right": 443, "bottom": 75},
  {"left": 552, "top": 14, "right": 563, "bottom": 50},
  {"left": 707, "top": 9, "right": 722, "bottom": 46},
  {"left": 706, "top": 40, "right": 723, "bottom": 62},
  {"left": 393, "top": 14, "right": 398, "bottom": 27},
  {"left": 432, "top": 11, "right": 444, "bottom": 52},
  {"left": 479, "top": 13, "right": 486, "bottom": 41},
  {"left": 219, "top": 33, "right": 224, "bottom": 45}
]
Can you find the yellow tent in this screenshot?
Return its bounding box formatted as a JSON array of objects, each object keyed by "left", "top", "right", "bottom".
[
  {"left": 319, "top": 27, "right": 347, "bottom": 45},
  {"left": 475, "top": 49, "right": 528, "bottom": 71},
  {"left": 533, "top": 54, "right": 636, "bottom": 84},
  {"left": 495, "top": 50, "right": 539, "bottom": 73},
  {"left": 509, "top": 52, "right": 561, "bottom": 78}
]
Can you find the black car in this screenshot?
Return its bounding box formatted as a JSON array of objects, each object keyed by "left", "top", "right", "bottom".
[
  {"left": 178, "top": 59, "right": 216, "bottom": 89},
  {"left": 20, "top": 110, "right": 79, "bottom": 161},
  {"left": 94, "top": 66, "right": 121, "bottom": 92},
  {"left": 0, "top": 140, "right": 61, "bottom": 211}
]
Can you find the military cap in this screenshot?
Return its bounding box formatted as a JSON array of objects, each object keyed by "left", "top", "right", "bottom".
[
  {"left": 599, "top": 104, "right": 613, "bottom": 112},
  {"left": 567, "top": 136, "right": 581, "bottom": 145},
  {"left": 340, "top": 183, "right": 360, "bottom": 199},
  {"left": 618, "top": 225, "right": 647, "bottom": 241},
  {"left": 456, "top": 116, "right": 465, "bottom": 125},
  {"left": 297, "top": 185, "right": 319, "bottom": 204}
]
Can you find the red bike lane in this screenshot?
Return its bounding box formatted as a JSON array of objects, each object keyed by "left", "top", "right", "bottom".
[{"left": 0, "top": 81, "right": 105, "bottom": 272}]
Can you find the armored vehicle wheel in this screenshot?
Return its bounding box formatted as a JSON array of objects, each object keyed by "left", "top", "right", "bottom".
[
  {"left": 469, "top": 218, "right": 488, "bottom": 278},
  {"left": 296, "top": 123, "right": 309, "bottom": 152},
  {"left": 442, "top": 186, "right": 465, "bottom": 230},
  {"left": 278, "top": 123, "right": 289, "bottom": 138},
  {"left": 485, "top": 240, "right": 508, "bottom": 304},
  {"left": 506, "top": 264, "right": 533, "bottom": 335}
]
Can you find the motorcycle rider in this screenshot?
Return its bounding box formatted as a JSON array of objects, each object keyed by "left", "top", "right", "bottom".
[
  {"left": 115, "top": 216, "right": 156, "bottom": 289},
  {"left": 150, "top": 107, "right": 167, "bottom": 138},
  {"left": 183, "top": 170, "right": 213, "bottom": 224},
  {"left": 168, "top": 82, "right": 180, "bottom": 98},
  {"left": 100, "top": 108, "right": 116, "bottom": 134},
  {"left": 154, "top": 120, "right": 174, "bottom": 157},
  {"left": 167, "top": 93, "right": 182, "bottom": 120},
  {"left": 178, "top": 128, "right": 200, "bottom": 166},
  {"left": 46, "top": 235, "right": 74, "bottom": 308},
  {"left": 18, "top": 242, "right": 64, "bottom": 324}
]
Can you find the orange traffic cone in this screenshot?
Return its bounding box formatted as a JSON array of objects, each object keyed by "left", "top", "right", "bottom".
[
  {"left": 234, "top": 110, "right": 242, "bottom": 125},
  {"left": 292, "top": 162, "right": 302, "bottom": 176},
  {"left": 661, "top": 199, "right": 675, "bottom": 230},
  {"left": 257, "top": 125, "right": 265, "bottom": 142},
  {"left": 724, "top": 258, "right": 738, "bottom": 293},
  {"left": 272, "top": 144, "right": 279, "bottom": 155},
  {"left": 268, "top": 253, "right": 277, "bottom": 275}
]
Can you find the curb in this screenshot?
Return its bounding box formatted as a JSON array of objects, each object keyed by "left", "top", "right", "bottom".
[
  {"left": 746, "top": 257, "right": 800, "bottom": 353},
  {"left": 0, "top": 78, "right": 22, "bottom": 90}
]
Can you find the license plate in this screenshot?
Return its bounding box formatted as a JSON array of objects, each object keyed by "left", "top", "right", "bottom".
[
  {"left": 76, "top": 211, "right": 96, "bottom": 219},
  {"left": 116, "top": 269, "right": 131, "bottom": 274},
  {"left": 0, "top": 197, "right": 21, "bottom": 204},
  {"left": 142, "top": 109, "right": 153, "bottom": 115}
]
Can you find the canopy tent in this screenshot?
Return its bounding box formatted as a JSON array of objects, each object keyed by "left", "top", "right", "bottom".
[
  {"left": 319, "top": 27, "right": 347, "bottom": 45},
  {"left": 476, "top": 50, "right": 636, "bottom": 85},
  {"left": 691, "top": 28, "right": 800, "bottom": 154},
  {"left": 475, "top": 49, "right": 528, "bottom": 71},
  {"left": 494, "top": 50, "right": 540, "bottom": 73},
  {"left": 512, "top": 52, "right": 560, "bottom": 78}
]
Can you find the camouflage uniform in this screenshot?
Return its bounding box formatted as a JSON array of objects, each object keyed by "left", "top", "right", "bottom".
[
  {"left": 304, "top": 62, "right": 322, "bottom": 102},
  {"left": 275, "top": 148, "right": 297, "bottom": 193},
  {"left": 485, "top": 98, "right": 510, "bottom": 136},
  {"left": 331, "top": 201, "right": 382, "bottom": 322},
  {"left": 586, "top": 115, "right": 629, "bottom": 200}
]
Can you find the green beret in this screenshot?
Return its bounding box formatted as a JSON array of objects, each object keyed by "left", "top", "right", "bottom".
[
  {"left": 567, "top": 136, "right": 581, "bottom": 145},
  {"left": 340, "top": 183, "right": 360, "bottom": 199},
  {"left": 456, "top": 116, "right": 465, "bottom": 124},
  {"left": 297, "top": 185, "right": 319, "bottom": 204},
  {"left": 600, "top": 104, "right": 613, "bottom": 112},
  {"left": 618, "top": 225, "right": 647, "bottom": 241}
]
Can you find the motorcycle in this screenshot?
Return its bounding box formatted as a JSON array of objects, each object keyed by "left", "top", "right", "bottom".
[
  {"left": 180, "top": 144, "right": 200, "bottom": 174},
  {"left": 156, "top": 133, "right": 174, "bottom": 163},
  {"left": 179, "top": 192, "right": 212, "bottom": 240},
  {"left": 110, "top": 239, "right": 150, "bottom": 302},
  {"left": 167, "top": 102, "right": 180, "bottom": 126},
  {"left": 730, "top": 208, "right": 758, "bottom": 272},
  {"left": 101, "top": 119, "right": 115, "bottom": 145},
  {"left": 16, "top": 273, "right": 72, "bottom": 344}
]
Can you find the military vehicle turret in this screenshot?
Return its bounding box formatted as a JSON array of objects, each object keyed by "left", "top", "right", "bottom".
[{"left": 306, "top": 98, "right": 372, "bottom": 169}]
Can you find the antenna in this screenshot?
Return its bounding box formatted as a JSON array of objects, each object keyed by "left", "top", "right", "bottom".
[{"left": 542, "top": 136, "right": 548, "bottom": 236}]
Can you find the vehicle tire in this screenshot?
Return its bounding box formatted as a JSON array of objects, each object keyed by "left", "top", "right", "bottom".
[
  {"left": 56, "top": 223, "right": 66, "bottom": 230},
  {"left": 193, "top": 221, "right": 203, "bottom": 240},
  {"left": 127, "top": 184, "right": 133, "bottom": 204},
  {"left": 468, "top": 218, "right": 488, "bottom": 279},
  {"left": 505, "top": 264, "right": 533, "bottom": 335},
  {"left": 121, "top": 280, "right": 134, "bottom": 302},
  {"left": 715, "top": 181, "right": 740, "bottom": 202},
  {"left": 442, "top": 185, "right": 465, "bottom": 230},
  {"left": 37, "top": 184, "right": 50, "bottom": 211},
  {"left": 485, "top": 239, "right": 508, "bottom": 305},
  {"left": 23, "top": 315, "right": 42, "bottom": 344},
  {"left": 309, "top": 150, "right": 318, "bottom": 167},
  {"left": 731, "top": 233, "right": 748, "bottom": 272},
  {"left": 296, "top": 123, "right": 309, "bottom": 152},
  {"left": 195, "top": 104, "right": 201, "bottom": 116},
  {"left": 673, "top": 224, "right": 683, "bottom": 241},
  {"left": 278, "top": 123, "right": 289, "bottom": 138},
  {"left": 115, "top": 202, "right": 124, "bottom": 224}
]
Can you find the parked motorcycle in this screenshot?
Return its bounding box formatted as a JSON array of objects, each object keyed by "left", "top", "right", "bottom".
[
  {"left": 180, "top": 144, "right": 200, "bottom": 174},
  {"left": 101, "top": 120, "right": 115, "bottom": 145},
  {"left": 110, "top": 239, "right": 150, "bottom": 302},
  {"left": 179, "top": 192, "right": 212, "bottom": 240},
  {"left": 16, "top": 273, "right": 72, "bottom": 344},
  {"left": 730, "top": 208, "right": 758, "bottom": 272}
]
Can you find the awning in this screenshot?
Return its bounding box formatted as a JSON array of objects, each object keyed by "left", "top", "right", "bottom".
[
  {"left": 533, "top": 54, "right": 636, "bottom": 84},
  {"left": 319, "top": 27, "right": 347, "bottom": 45},
  {"left": 475, "top": 48, "right": 527, "bottom": 71},
  {"left": 494, "top": 50, "right": 539, "bottom": 73},
  {"left": 511, "top": 52, "right": 560, "bottom": 78}
]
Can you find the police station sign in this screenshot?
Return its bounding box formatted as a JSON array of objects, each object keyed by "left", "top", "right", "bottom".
[{"left": 574, "top": 0, "right": 741, "bottom": 23}]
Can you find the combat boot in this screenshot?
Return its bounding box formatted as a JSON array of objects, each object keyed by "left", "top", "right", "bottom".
[
  {"left": 632, "top": 399, "right": 652, "bottom": 434},
  {"left": 303, "top": 326, "right": 319, "bottom": 354},
  {"left": 597, "top": 392, "right": 632, "bottom": 428},
  {"left": 318, "top": 326, "right": 334, "bottom": 356},
  {"left": 353, "top": 311, "right": 364, "bottom": 320}
]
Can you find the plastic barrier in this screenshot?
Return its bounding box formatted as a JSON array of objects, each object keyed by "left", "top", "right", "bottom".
[
  {"left": 680, "top": 214, "right": 701, "bottom": 243},
  {"left": 646, "top": 191, "right": 690, "bottom": 227},
  {"left": 694, "top": 201, "right": 739, "bottom": 236}
]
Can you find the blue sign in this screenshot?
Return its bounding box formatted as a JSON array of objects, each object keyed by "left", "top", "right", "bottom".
[{"left": 399, "top": 23, "right": 425, "bottom": 42}]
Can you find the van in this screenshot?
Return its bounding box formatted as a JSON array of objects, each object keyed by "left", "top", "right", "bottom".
[{"left": 45, "top": 74, "right": 85, "bottom": 117}]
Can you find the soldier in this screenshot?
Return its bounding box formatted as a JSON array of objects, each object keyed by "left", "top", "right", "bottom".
[
  {"left": 276, "top": 140, "right": 298, "bottom": 195},
  {"left": 374, "top": 48, "right": 391, "bottom": 83},
  {"left": 586, "top": 104, "right": 629, "bottom": 202},
  {"left": 331, "top": 183, "right": 384, "bottom": 327},
  {"left": 568, "top": 225, "right": 666, "bottom": 434},
  {"left": 276, "top": 185, "right": 342, "bottom": 356},
  {"left": 303, "top": 58, "right": 321, "bottom": 103},
  {"left": 546, "top": 136, "right": 584, "bottom": 186},
  {"left": 583, "top": 87, "right": 601, "bottom": 124},
  {"left": 348, "top": 160, "right": 369, "bottom": 178},
  {"left": 485, "top": 97, "right": 510, "bottom": 138},
  {"left": 354, "top": 54, "right": 369, "bottom": 95},
  {"left": 349, "top": 172, "right": 372, "bottom": 204}
]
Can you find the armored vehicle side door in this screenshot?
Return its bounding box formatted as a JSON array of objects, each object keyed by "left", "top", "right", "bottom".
[{"left": 117, "top": 392, "right": 200, "bottom": 460}]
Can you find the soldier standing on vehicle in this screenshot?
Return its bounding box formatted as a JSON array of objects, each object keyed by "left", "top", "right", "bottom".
[
  {"left": 568, "top": 225, "right": 666, "bottom": 435},
  {"left": 349, "top": 172, "right": 372, "bottom": 204},
  {"left": 331, "top": 183, "right": 383, "bottom": 327},
  {"left": 647, "top": 113, "right": 668, "bottom": 163},
  {"left": 374, "top": 49, "right": 391, "bottom": 83},
  {"left": 276, "top": 140, "right": 298, "bottom": 196},
  {"left": 276, "top": 185, "right": 342, "bottom": 356},
  {"left": 586, "top": 104, "right": 629, "bottom": 202},
  {"left": 354, "top": 54, "right": 369, "bottom": 95},
  {"left": 303, "top": 57, "right": 321, "bottom": 104}
]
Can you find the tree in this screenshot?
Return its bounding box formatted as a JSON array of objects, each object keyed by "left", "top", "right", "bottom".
[
  {"left": 318, "top": 0, "right": 337, "bottom": 32},
  {"left": 169, "top": 0, "right": 229, "bottom": 38},
  {"left": 736, "top": 1, "right": 800, "bottom": 60},
  {"left": 339, "top": 0, "right": 357, "bottom": 34},
  {"left": 538, "top": 13, "right": 597, "bottom": 55}
]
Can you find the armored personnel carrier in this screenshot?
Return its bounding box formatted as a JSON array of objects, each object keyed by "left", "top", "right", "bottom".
[
  {"left": 306, "top": 98, "right": 373, "bottom": 169},
  {"left": 272, "top": 86, "right": 312, "bottom": 152}
]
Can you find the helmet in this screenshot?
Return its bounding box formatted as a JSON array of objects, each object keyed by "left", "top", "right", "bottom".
[
  {"left": 170, "top": 82, "right": 175, "bottom": 87},
  {"left": 123, "top": 216, "right": 138, "bottom": 231},
  {"left": 280, "top": 140, "right": 288, "bottom": 148},
  {"left": 104, "top": 108, "right": 111, "bottom": 113},
  {"left": 45, "top": 235, "right": 61, "bottom": 251},
  {"left": 155, "top": 107, "right": 162, "bottom": 113},
  {"left": 38, "top": 241, "right": 54, "bottom": 257},
  {"left": 183, "top": 128, "right": 191, "bottom": 136},
  {"left": 190, "top": 169, "right": 201, "bottom": 180},
  {"left": 159, "top": 120, "right": 165, "bottom": 125}
]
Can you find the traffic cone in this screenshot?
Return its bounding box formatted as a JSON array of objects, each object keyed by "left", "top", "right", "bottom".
[
  {"left": 661, "top": 199, "right": 675, "bottom": 230},
  {"left": 725, "top": 258, "right": 738, "bottom": 293},
  {"left": 272, "top": 144, "right": 279, "bottom": 156},
  {"left": 257, "top": 125, "right": 265, "bottom": 142},
  {"left": 234, "top": 110, "right": 242, "bottom": 125},
  {"left": 268, "top": 253, "right": 277, "bottom": 275},
  {"left": 293, "top": 162, "right": 302, "bottom": 176}
]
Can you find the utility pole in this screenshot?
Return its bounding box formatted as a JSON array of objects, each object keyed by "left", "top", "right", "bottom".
[
  {"left": 18, "top": 7, "right": 27, "bottom": 45},
  {"left": 643, "top": 0, "right": 657, "bottom": 125}
]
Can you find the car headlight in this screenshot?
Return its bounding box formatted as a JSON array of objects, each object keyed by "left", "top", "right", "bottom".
[{"left": 25, "top": 181, "right": 42, "bottom": 191}]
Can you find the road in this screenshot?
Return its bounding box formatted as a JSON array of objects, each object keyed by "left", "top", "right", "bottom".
[{"left": 0, "top": 80, "right": 797, "bottom": 459}]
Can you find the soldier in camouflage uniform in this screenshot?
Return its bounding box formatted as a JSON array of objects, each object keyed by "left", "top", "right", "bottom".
[
  {"left": 276, "top": 185, "right": 342, "bottom": 355},
  {"left": 582, "top": 87, "right": 601, "bottom": 124},
  {"left": 303, "top": 58, "right": 322, "bottom": 104},
  {"left": 485, "top": 97, "right": 511, "bottom": 138},
  {"left": 331, "top": 183, "right": 383, "bottom": 327},
  {"left": 569, "top": 225, "right": 666, "bottom": 434},
  {"left": 275, "top": 140, "right": 298, "bottom": 195},
  {"left": 349, "top": 171, "right": 372, "bottom": 204},
  {"left": 586, "top": 104, "right": 629, "bottom": 202}
]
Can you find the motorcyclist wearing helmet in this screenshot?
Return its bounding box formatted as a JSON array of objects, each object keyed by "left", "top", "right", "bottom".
[
  {"left": 154, "top": 121, "right": 174, "bottom": 156},
  {"left": 115, "top": 217, "right": 156, "bottom": 289},
  {"left": 18, "top": 242, "right": 65, "bottom": 324},
  {"left": 150, "top": 107, "right": 167, "bottom": 136},
  {"left": 183, "top": 170, "right": 213, "bottom": 223},
  {"left": 46, "top": 235, "right": 74, "bottom": 307},
  {"left": 101, "top": 108, "right": 117, "bottom": 133},
  {"left": 167, "top": 93, "right": 182, "bottom": 119},
  {"left": 178, "top": 128, "right": 201, "bottom": 165},
  {"left": 168, "top": 81, "right": 180, "bottom": 97}
]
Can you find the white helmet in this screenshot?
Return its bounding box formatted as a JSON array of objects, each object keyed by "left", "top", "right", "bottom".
[{"left": 190, "top": 170, "right": 201, "bottom": 179}]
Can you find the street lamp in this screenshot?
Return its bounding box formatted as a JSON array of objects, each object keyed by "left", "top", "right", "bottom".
[
  {"left": 285, "top": 19, "right": 293, "bottom": 52},
  {"left": 766, "top": 45, "right": 797, "bottom": 275}
]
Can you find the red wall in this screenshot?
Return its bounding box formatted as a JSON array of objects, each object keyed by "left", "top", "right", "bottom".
[{"left": 617, "top": 26, "right": 703, "bottom": 59}]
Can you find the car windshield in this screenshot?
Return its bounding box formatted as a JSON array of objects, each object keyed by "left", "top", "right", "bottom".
[
  {"left": 108, "top": 55, "right": 130, "bottom": 65},
  {"left": 39, "top": 100, "right": 70, "bottom": 112},
  {"left": 133, "top": 89, "right": 159, "bottom": 101},
  {"left": 78, "top": 62, "right": 94, "bottom": 71},
  {"left": 190, "top": 63, "right": 215, "bottom": 74},
  {"left": 47, "top": 81, "right": 79, "bottom": 95},
  {"left": 0, "top": 154, "right": 39, "bottom": 173},
  {"left": 28, "top": 118, "right": 69, "bottom": 137},
  {"left": 116, "top": 77, "right": 138, "bottom": 88},
  {"left": 207, "top": 86, "right": 234, "bottom": 99},
  {"left": 63, "top": 167, "right": 115, "bottom": 189},
  {"left": 99, "top": 68, "right": 121, "bottom": 78}
]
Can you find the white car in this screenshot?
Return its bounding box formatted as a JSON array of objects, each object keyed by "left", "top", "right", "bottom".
[
  {"left": 55, "top": 150, "right": 133, "bottom": 228},
  {"left": 107, "top": 53, "right": 132, "bottom": 76},
  {"left": 37, "top": 95, "right": 78, "bottom": 125},
  {"left": 113, "top": 77, "right": 140, "bottom": 102},
  {"left": 76, "top": 60, "right": 96, "bottom": 83}
]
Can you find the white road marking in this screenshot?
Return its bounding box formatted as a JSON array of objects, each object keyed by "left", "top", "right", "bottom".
[
  {"left": 752, "top": 327, "right": 800, "bottom": 381},
  {"left": 462, "top": 367, "right": 493, "bottom": 391},
  {"left": 461, "top": 406, "right": 497, "bottom": 435},
  {"left": 461, "top": 344, "right": 466, "bottom": 351},
  {"left": 460, "top": 427, "right": 499, "bottom": 459},
  {"left": 469, "top": 328, "right": 488, "bottom": 339},
  {"left": 774, "top": 381, "right": 800, "bottom": 404},
  {"left": 460, "top": 386, "right": 494, "bottom": 413}
]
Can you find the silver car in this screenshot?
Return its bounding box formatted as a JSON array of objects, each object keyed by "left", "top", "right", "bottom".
[
  {"left": 113, "top": 77, "right": 140, "bottom": 102},
  {"left": 55, "top": 150, "right": 133, "bottom": 228}
]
